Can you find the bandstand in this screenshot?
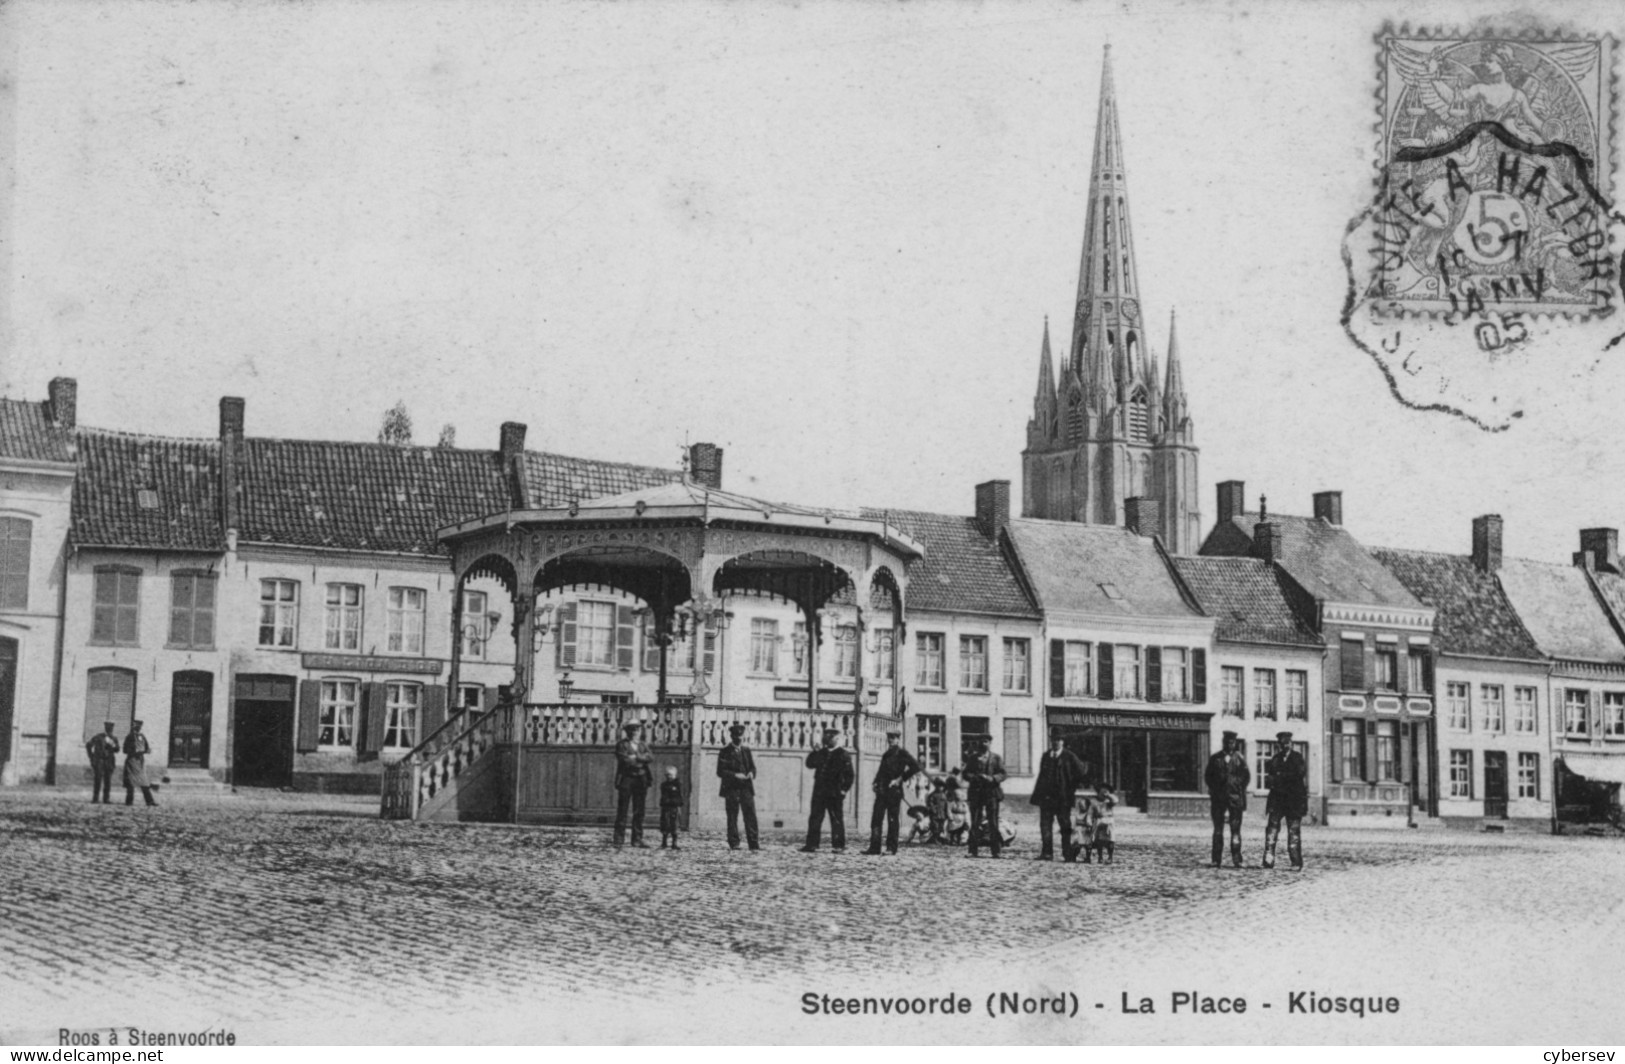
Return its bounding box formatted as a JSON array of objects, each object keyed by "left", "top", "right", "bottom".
[{"left": 380, "top": 480, "right": 921, "bottom": 831}]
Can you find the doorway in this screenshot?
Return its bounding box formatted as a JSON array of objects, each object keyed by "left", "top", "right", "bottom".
[
  {"left": 169, "top": 671, "right": 212, "bottom": 768},
  {"left": 232, "top": 674, "right": 295, "bottom": 787},
  {"left": 1483, "top": 750, "right": 1509, "bottom": 819}
]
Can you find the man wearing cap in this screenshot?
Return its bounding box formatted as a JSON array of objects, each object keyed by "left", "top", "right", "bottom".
[
  {"left": 716, "top": 723, "right": 760, "bottom": 851},
  {"left": 1029, "top": 729, "right": 1088, "bottom": 861},
  {"left": 962, "top": 733, "right": 1007, "bottom": 858},
  {"left": 122, "top": 720, "right": 157, "bottom": 807},
  {"left": 1204, "top": 730, "right": 1250, "bottom": 867},
  {"left": 800, "top": 727, "right": 854, "bottom": 853},
  {"left": 1262, "top": 730, "right": 1309, "bottom": 870},
  {"left": 863, "top": 730, "right": 921, "bottom": 856},
  {"left": 85, "top": 721, "right": 120, "bottom": 804},
  {"left": 613, "top": 722, "right": 654, "bottom": 847}
]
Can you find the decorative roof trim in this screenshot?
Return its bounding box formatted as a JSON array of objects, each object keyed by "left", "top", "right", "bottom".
[{"left": 1322, "top": 603, "right": 1435, "bottom": 631}]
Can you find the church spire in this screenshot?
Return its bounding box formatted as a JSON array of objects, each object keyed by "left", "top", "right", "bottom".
[
  {"left": 1163, "top": 308, "right": 1189, "bottom": 434},
  {"left": 1035, "top": 316, "right": 1056, "bottom": 402}
]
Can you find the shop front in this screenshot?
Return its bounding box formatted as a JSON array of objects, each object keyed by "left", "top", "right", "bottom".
[{"left": 1048, "top": 706, "right": 1213, "bottom": 817}]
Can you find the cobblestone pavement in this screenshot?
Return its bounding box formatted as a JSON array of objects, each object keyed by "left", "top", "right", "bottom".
[{"left": 1, "top": 788, "right": 1621, "bottom": 1045}]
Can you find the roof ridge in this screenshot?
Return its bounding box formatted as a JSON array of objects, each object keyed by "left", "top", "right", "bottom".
[{"left": 79, "top": 427, "right": 220, "bottom": 447}]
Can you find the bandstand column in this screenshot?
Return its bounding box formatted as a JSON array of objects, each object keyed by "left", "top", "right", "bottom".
[
  {"left": 851, "top": 603, "right": 866, "bottom": 830},
  {"left": 805, "top": 605, "right": 820, "bottom": 712},
  {"left": 511, "top": 593, "right": 536, "bottom": 705}
]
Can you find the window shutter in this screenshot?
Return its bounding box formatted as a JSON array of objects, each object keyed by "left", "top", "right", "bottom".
[
  {"left": 1340, "top": 641, "right": 1364, "bottom": 690},
  {"left": 1145, "top": 646, "right": 1163, "bottom": 702},
  {"left": 557, "top": 602, "right": 577, "bottom": 667},
  {"left": 482, "top": 685, "right": 498, "bottom": 711},
  {"left": 641, "top": 616, "right": 659, "bottom": 672},
  {"left": 1396, "top": 647, "right": 1408, "bottom": 693},
  {"left": 1329, "top": 722, "right": 1343, "bottom": 782},
  {"left": 117, "top": 572, "right": 140, "bottom": 645},
  {"left": 1049, "top": 640, "right": 1065, "bottom": 698},
  {"left": 1097, "top": 643, "right": 1115, "bottom": 701},
  {"left": 1191, "top": 648, "right": 1207, "bottom": 703},
  {"left": 296, "top": 680, "right": 321, "bottom": 752},
  {"left": 1361, "top": 719, "right": 1375, "bottom": 783},
  {"left": 1423, "top": 654, "right": 1434, "bottom": 695},
  {"left": 703, "top": 620, "right": 717, "bottom": 675},
  {"left": 616, "top": 605, "right": 637, "bottom": 671},
  {"left": 362, "top": 682, "right": 387, "bottom": 754},
  {"left": 420, "top": 684, "right": 446, "bottom": 740},
  {"left": 169, "top": 577, "right": 190, "bottom": 646}
]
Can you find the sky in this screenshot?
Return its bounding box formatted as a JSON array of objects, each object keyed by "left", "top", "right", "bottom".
[{"left": 3, "top": 0, "right": 1624, "bottom": 564}]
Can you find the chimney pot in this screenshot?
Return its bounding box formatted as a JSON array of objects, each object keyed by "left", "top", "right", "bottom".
[
  {"left": 48, "top": 377, "right": 77, "bottom": 429},
  {"left": 975, "top": 480, "right": 1011, "bottom": 539},
  {"left": 219, "top": 396, "right": 245, "bottom": 440},
  {"left": 1253, "top": 521, "right": 1282, "bottom": 563},
  {"left": 689, "top": 442, "right": 724, "bottom": 490},
  {"left": 1579, "top": 527, "right": 1620, "bottom": 574},
  {"left": 499, "top": 421, "right": 527, "bottom": 461},
  {"left": 1124, "top": 496, "right": 1162, "bottom": 540},
  {"left": 1216, "top": 480, "right": 1245, "bottom": 525},
  {"left": 1313, "top": 490, "right": 1343, "bottom": 526},
  {"left": 1471, "top": 514, "right": 1503, "bottom": 573}
]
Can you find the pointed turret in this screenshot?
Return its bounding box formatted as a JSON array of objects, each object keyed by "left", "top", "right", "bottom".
[
  {"left": 1028, "top": 318, "right": 1059, "bottom": 447},
  {"left": 1163, "top": 308, "right": 1189, "bottom": 433},
  {"left": 1035, "top": 317, "right": 1056, "bottom": 402}
]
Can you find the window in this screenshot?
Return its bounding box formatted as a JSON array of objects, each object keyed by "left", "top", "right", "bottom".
[
  {"left": 833, "top": 624, "right": 858, "bottom": 680},
  {"left": 1407, "top": 649, "right": 1431, "bottom": 693},
  {"left": 1221, "top": 666, "right": 1244, "bottom": 718},
  {"left": 382, "top": 683, "right": 421, "bottom": 749},
  {"left": 959, "top": 716, "right": 989, "bottom": 764},
  {"left": 791, "top": 622, "right": 808, "bottom": 678},
  {"left": 1564, "top": 690, "right": 1590, "bottom": 738},
  {"left": 457, "top": 684, "right": 484, "bottom": 716},
  {"left": 168, "top": 573, "right": 216, "bottom": 649},
  {"left": 1449, "top": 750, "right": 1472, "bottom": 799},
  {"left": 461, "top": 590, "right": 491, "bottom": 659},
  {"left": 1479, "top": 684, "right": 1505, "bottom": 733},
  {"left": 83, "top": 667, "right": 136, "bottom": 740},
  {"left": 958, "top": 636, "right": 988, "bottom": 692},
  {"left": 1338, "top": 719, "right": 1365, "bottom": 780},
  {"left": 324, "top": 584, "right": 364, "bottom": 651},
  {"left": 1374, "top": 720, "right": 1398, "bottom": 781},
  {"left": 570, "top": 600, "right": 614, "bottom": 666},
  {"left": 1446, "top": 682, "right": 1470, "bottom": 731},
  {"left": 0, "top": 517, "right": 30, "bottom": 609},
  {"left": 258, "top": 579, "right": 299, "bottom": 648},
  {"left": 1252, "top": 669, "right": 1277, "bottom": 720},
  {"left": 749, "top": 618, "right": 779, "bottom": 675},
  {"left": 1375, "top": 649, "right": 1398, "bottom": 691},
  {"left": 1517, "top": 753, "right": 1540, "bottom": 799},
  {"left": 916, "top": 633, "right": 944, "bottom": 688},
  {"left": 386, "top": 587, "right": 426, "bottom": 655},
  {"left": 1254, "top": 740, "right": 1311, "bottom": 792},
  {"left": 1002, "top": 638, "right": 1030, "bottom": 693},
  {"left": 92, "top": 568, "right": 141, "bottom": 646},
  {"left": 1114, "top": 644, "right": 1141, "bottom": 700},
  {"left": 1003, "top": 718, "right": 1032, "bottom": 776},
  {"left": 1064, "top": 641, "right": 1092, "bottom": 697},
  {"left": 1513, "top": 687, "right": 1538, "bottom": 734},
  {"left": 1162, "top": 648, "right": 1190, "bottom": 701},
  {"left": 873, "top": 628, "right": 895, "bottom": 681},
  {"left": 1340, "top": 637, "right": 1366, "bottom": 689},
  {"left": 1285, "top": 670, "right": 1308, "bottom": 720},
  {"left": 1606, "top": 693, "right": 1625, "bottom": 739},
  {"left": 916, "top": 715, "right": 945, "bottom": 771},
  {"left": 318, "top": 679, "right": 359, "bottom": 748}
]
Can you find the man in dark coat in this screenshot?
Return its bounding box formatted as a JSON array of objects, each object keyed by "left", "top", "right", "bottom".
[
  {"left": 962, "top": 733, "right": 1007, "bottom": 858},
  {"left": 863, "top": 730, "right": 921, "bottom": 855},
  {"left": 613, "top": 722, "right": 654, "bottom": 847},
  {"left": 122, "top": 720, "right": 157, "bottom": 807},
  {"left": 1204, "top": 730, "right": 1250, "bottom": 867},
  {"left": 86, "top": 721, "right": 120, "bottom": 804},
  {"left": 716, "top": 723, "right": 760, "bottom": 851},
  {"left": 1263, "top": 729, "right": 1309, "bottom": 870},
  {"left": 1029, "top": 728, "right": 1088, "bottom": 861},
  {"left": 800, "top": 727, "right": 854, "bottom": 852}
]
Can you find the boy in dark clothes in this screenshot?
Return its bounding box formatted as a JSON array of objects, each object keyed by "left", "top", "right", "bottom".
[{"left": 659, "top": 765, "right": 684, "bottom": 849}]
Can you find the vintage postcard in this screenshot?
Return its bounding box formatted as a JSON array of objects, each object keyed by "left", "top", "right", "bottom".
[{"left": 2, "top": 0, "right": 1624, "bottom": 1048}]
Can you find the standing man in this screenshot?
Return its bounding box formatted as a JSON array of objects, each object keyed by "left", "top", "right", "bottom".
[
  {"left": 962, "top": 733, "right": 1007, "bottom": 859},
  {"left": 800, "top": 727, "right": 853, "bottom": 853},
  {"left": 862, "top": 730, "right": 920, "bottom": 856},
  {"left": 1204, "top": 730, "right": 1250, "bottom": 867},
  {"left": 1029, "top": 729, "right": 1088, "bottom": 861},
  {"left": 122, "top": 720, "right": 157, "bottom": 807},
  {"left": 85, "top": 721, "right": 119, "bottom": 804},
  {"left": 613, "top": 722, "right": 654, "bottom": 848},
  {"left": 716, "top": 723, "right": 760, "bottom": 852},
  {"left": 1262, "top": 730, "right": 1308, "bottom": 870}
]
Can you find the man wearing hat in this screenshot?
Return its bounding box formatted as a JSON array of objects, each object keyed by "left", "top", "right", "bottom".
[
  {"left": 85, "top": 721, "right": 120, "bottom": 804},
  {"left": 1029, "top": 728, "right": 1088, "bottom": 861},
  {"left": 863, "top": 730, "right": 921, "bottom": 855},
  {"left": 1262, "top": 730, "right": 1309, "bottom": 870},
  {"left": 716, "top": 723, "right": 760, "bottom": 851},
  {"left": 613, "top": 722, "right": 654, "bottom": 847},
  {"left": 122, "top": 719, "right": 157, "bottom": 807},
  {"left": 1204, "top": 730, "right": 1250, "bottom": 867},
  {"left": 800, "top": 726, "right": 854, "bottom": 852},
  {"left": 961, "top": 732, "right": 1007, "bottom": 858}
]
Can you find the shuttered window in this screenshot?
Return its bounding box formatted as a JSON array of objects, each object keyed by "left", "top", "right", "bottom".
[
  {"left": 168, "top": 573, "right": 216, "bottom": 649},
  {"left": 83, "top": 668, "right": 136, "bottom": 741},
  {"left": 92, "top": 568, "right": 141, "bottom": 646},
  {"left": 1339, "top": 638, "right": 1366, "bottom": 690},
  {"left": 0, "top": 517, "right": 31, "bottom": 609}
]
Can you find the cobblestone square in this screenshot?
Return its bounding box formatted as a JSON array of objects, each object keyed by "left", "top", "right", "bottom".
[{"left": 1, "top": 788, "right": 1621, "bottom": 1045}]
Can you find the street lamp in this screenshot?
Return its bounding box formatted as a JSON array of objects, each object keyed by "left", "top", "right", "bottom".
[{"left": 557, "top": 670, "right": 574, "bottom": 705}]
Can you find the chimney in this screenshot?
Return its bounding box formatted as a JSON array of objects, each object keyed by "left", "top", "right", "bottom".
[
  {"left": 498, "top": 422, "right": 529, "bottom": 509},
  {"left": 974, "top": 480, "right": 1011, "bottom": 539},
  {"left": 499, "top": 421, "right": 527, "bottom": 462},
  {"left": 1217, "top": 480, "right": 1246, "bottom": 525},
  {"left": 1313, "top": 490, "right": 1343, "bottom": 526},
  {"left": 1578, "top": 528, "right": 1620, "bottom": 574},
  {"left": 1471, "top": 514, "right": 1503, "bottom": 573},
  {"left": 1124, "top": 496, "right": 1162, "bottom": 539},
  {"left": 689, "top": 442, "right": 723, "bottom": 490},
  {"left": 1253, "top": 521, "right": 1282, "bottom": 563},
  {"left": 219, "top": 397, "right": 245, "bottom": 535},
  {"left": 47, "top": 377, "right": 77, "bottom": 428}
]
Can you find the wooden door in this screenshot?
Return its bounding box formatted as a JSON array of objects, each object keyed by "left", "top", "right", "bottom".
[
  {"left": 1483, "top": 750, "right": 1509, "bottom": 819},
  {"left": 169, "top": 671, "right": 212, "bottom": 768}
]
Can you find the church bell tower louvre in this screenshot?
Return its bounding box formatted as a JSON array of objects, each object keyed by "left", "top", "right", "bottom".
[{"left": 1021, "top": 45, "right": 1200, "bottom": 554}]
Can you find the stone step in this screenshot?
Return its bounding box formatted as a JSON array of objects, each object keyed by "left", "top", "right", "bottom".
[{"left": 156, "top": 768, "right": 231, "bottom": 793}]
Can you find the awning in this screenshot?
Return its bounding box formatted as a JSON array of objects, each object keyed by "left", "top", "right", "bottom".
[{"left": 1558, "top": 754, "right": 1625, "bottom": 785}]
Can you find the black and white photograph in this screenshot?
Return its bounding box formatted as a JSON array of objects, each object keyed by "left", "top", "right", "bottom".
[{"left": 1, "top": 0, "right": 1623, "bottom": 1047}]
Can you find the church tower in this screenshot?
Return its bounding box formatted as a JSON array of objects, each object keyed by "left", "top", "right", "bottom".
[{"left": 1022, "top": 47, "right": 1200, "bottom": 553}]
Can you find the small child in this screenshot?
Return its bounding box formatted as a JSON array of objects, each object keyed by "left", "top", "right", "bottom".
[{"left": 659, "top": 765, "right": 684, "bottom": 849}]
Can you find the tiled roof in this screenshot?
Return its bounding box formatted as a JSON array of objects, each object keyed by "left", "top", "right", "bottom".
[
  {"left": 1495, "top": 558, "right": 1625, "bottom": 663},
  {"left": 71, "top": 431, "right": 223, "bottom": 550},
  {"left": 1202, "top": 512, "right": 1421, "bottom": 610},
  {"left": 522, "top": 452, "right": 683, "bottom": 508},
  {"left": 1586, "top": 571, "right": 1625, "bottom": 643},
  {"left": 1003, "top": 519, "right": 1202, "bottom": 620},
  {"left": 1371, "top": 548, "right": 1543, "bottom": 660},
  {"left": 859, "top": 509, "right": 1037, "bottom": 618},
  {"left": 1172, "top": 556, "right": 1321, "bottom": 647},
  {"left": 0, "top": 398, "right": 74, "bottom": 464}
]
